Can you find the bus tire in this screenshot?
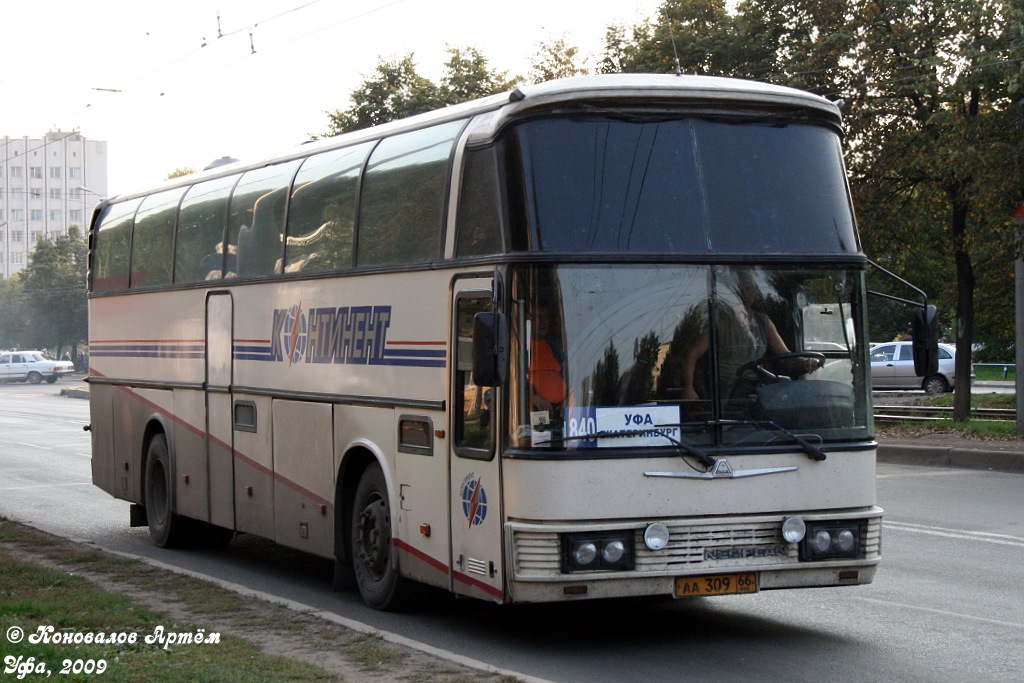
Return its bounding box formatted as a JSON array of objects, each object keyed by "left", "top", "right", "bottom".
[
  {"left": 351, "top": 463, "right": 413, "bottom": 610},
  {"left": 144, "top": 434, "right": 188, "bottom": 548}
]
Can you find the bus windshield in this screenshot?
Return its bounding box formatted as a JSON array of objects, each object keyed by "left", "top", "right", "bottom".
[
  {"left": 511, "top": 116, "right": 858, "bottom": 255},
  {"left": 510, "top": 264, "right": 870, "bottom": 451}
]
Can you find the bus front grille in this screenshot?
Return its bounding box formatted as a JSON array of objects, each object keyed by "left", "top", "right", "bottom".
[{"left": 511, "top": 517, "right": 881, "bottom": 578}]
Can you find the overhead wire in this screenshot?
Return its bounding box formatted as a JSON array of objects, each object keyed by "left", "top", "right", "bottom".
[{"left": 1, "top": 1, "right": 410, "bottom": 169}]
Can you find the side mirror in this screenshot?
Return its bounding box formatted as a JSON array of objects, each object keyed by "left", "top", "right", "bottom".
[
  {"left": 472, "top": 312, "right": 508, "bottom": 387},
  {"left": 911, "top": 305, "right": 939, "bottom": 376}
]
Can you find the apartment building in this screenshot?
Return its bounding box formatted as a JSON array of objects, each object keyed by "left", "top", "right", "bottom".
[{"left": 1, "top": 130, "right": 107, "bottom": 279}]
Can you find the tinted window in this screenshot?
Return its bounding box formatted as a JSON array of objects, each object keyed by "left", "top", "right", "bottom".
[
  {"left": 456, "top": 146, "right": 504, "bottom": 256},
  {"left": 175, "top": 175, "right": 238, "bottom": 283},
  {"left": 357, "top": 121, "right": 463, "bottom": 266},
  {"left": 513, "top": 117, "right": 857, "bottom": 255},
  {"left": 92, "top": 198, "right": 142, "bottom": 292},
  {"left": 227, "top": 161, "right": 301, "bottom": 278},
  {"left": 285, "top": 142, "right": 373, "bottom": 273},
  {"left": 131, "top": 187, "right": 185, "bottom": 287}
]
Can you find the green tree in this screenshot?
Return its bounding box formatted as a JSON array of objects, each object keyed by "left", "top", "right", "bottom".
[
  {"left": 326, "top": 54, "right": 440, "bottom": 135},
  {"left": 846, "top": 0, "right": 1022, "bottom": 419},
  {"left": 528, "top": 36, "right": 588, "bottom": 82},
  {"left": 601, "top": 0, "right": 736, "bottom": 76},
  {"left": 18, "top": 227, "right": 88, "bottom": 357},
  {"left": 437, "top": 47, "right": 514, "bottom": 105},
  {"left": 0, "top": 276, "right": 28, "bottom": 349},
  {"left": 325, "top": 48, "right": 513, "bottom": 135}
]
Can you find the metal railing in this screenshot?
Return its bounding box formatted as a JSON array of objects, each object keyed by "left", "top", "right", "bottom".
[{"left": 972, "top": 363, "right": 1015, "bottom": 380}]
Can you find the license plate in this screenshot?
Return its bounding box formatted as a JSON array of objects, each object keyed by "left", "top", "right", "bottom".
[{"left": 675, "top": 572, "right": 758, "bottom": 597}]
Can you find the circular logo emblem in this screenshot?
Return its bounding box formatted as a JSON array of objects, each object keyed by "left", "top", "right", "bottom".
[
  {"left": 280, "top": 305, "right": 307, "bottom": 365},
  {"left": 461, "top": 474, "right": 487, "bottom": 527}
]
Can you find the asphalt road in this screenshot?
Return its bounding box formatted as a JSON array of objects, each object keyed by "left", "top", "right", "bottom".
[{"left": 1, "top": 383, "right": 1022, "bottom": 683}]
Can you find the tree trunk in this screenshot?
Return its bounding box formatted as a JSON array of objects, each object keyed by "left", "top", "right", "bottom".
[{"left": 952, "top": 197, "right": 974, "bottom": 422}]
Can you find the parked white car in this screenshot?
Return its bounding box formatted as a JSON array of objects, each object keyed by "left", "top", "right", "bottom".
[
  {"left": 0, "top": 351, "right": 76, "bottom": 384},
  {"left": 869, "top": 341, "right": 965, "bottom": 395}
]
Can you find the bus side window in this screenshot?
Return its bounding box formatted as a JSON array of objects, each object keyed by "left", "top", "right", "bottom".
[
  {"left": 455, "top": 146, "right": 504, "bottom": 257},
  {"left": 131, "top": 187, "right": 184, "bottom": 287},
  {"left": 357, "top": 121, "right": 464, "bottom": 267},
  {"left": 455, "top": 295, "right": 494, "bottom": 459},
  {"left": 285, "top": 142, "right": 372, "bottom": 273},
  {"left": 92, "top": 198, "right": 142, "bottom": 292},
  {"left": 228, "top": 160, "right": 301, "bottom": 279},
  {"left": 175, "top": 175, "right": 238, "bottom": 284}
]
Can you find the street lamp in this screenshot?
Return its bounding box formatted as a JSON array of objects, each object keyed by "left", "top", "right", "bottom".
[
  {"left": 76, "top": 185, "right": 105, "bottom": 199},
  {"left": 76, "top": 186, "right": 106, "bottom": 236}
]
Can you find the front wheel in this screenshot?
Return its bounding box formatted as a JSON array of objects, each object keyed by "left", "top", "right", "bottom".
[{"left": 351, "top": 464, "right": 414, "bottom": 610}]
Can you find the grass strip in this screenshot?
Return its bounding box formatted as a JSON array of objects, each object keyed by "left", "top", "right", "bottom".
[{"left": 0, "top": 519, "right": 518, "bottom": 682}]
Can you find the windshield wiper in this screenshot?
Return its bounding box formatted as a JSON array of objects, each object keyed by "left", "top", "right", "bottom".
[{"left": 706, "top": 419, "right": 827, "bottom": 461}]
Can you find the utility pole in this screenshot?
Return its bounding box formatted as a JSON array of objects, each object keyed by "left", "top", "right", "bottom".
[{"left": 1016, "top": 208, "right": 1024, "bottom": 436}]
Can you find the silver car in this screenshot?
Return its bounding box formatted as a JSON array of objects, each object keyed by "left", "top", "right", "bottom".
[{"left": 869, "top": 341, "right": 961, "bottom": 394}]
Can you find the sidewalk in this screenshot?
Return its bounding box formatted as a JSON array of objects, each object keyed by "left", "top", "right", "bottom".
[{"left": 877, "top": 435, "right": 1024, "bottom": 474}]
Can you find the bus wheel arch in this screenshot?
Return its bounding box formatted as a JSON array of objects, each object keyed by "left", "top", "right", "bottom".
[
  {"left": 333, "top": 447, "right": 377, "bottom": 591},
  {"left": 338, "top": 449, "right": 414, "bottom": 610}
]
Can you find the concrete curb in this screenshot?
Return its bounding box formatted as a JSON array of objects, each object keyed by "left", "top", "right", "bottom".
[
  {"left": 60, "top": 385, "right": 89, "bottom": 399},
  {"left": 877, "top": 443, "right": 1024, "bottom": 474}
]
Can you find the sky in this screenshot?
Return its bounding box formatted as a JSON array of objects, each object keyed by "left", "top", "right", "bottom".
[{"left": 2, "top": 0, "right": 665, "bottom": 196}]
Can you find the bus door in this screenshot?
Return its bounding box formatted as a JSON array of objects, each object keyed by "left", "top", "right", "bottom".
[
  {"left": 205, "top": 291, "right": 235, "bottom": 529},
  {"left": 449, "top": 279, "right": 505, "bottom": 602}
]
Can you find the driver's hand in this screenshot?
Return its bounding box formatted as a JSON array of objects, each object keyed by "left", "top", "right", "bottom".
[{"left": 803, "top": 357, "right": 824, "bottom": 373}]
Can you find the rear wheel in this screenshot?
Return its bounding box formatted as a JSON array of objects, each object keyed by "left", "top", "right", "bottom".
[
  {"left": 27, "top": 371, "right": 43, "bottom": 384},
  {"left": 351, "top": 464, "right": 414, "bottom": 610},
  {"left": 923, "top": 375, "right": 949, "bottom": 395},
  {"left": 144, "top": 434, "right": 189, "bottom": 548},
  {"left": 45, "top": 376, "right": 58, "bottom": 384}
]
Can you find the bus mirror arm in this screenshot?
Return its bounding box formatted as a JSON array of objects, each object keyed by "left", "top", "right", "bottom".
[{"left": 472, "top": 312, "right": 508, "bottom": 387}]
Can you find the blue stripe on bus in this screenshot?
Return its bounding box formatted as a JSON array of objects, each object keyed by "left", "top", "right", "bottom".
[{"left": 382, "top": 349, "right": 447, "bottom": 359}]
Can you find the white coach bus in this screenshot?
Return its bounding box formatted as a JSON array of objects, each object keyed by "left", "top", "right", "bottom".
[{"left": 88, "top": 74, "right": 915, "bottom": 610}]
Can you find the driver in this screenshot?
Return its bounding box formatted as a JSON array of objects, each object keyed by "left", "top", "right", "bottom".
[{"left": 680, "top": 269, "right": 820, "bottom": 403}]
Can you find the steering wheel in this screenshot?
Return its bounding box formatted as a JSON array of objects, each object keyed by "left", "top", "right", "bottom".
[{"left": 743, "top": 351, "right": 826, "bottom": 383}]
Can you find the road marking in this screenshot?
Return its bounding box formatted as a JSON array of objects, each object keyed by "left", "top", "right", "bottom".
[
  {"left": 884, "top": 520, "right": 1024, "bottom": 548},
  {"left": 0, "top": 482, "right": 93, "bottom": 492},
  {"left": 876, "top": 470, "right": 969, "bottom": 479},
  {"left": 10, "top": 442, "right": 53, "bottom": 450},
  {"left": 855, "top": 597, "right": 1024, "bottom": 630}
]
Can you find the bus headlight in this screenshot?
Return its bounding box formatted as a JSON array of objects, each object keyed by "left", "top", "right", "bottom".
[
  {"left": 799, "top": 522, "right": 862, "bottom": 561},
  {"left": 781, "top": 516, "right": 806, "bottom": 543},
  {"left": 561, "top": 532, "right": 635, "bottom": 573},
  {"left": 644, "top": 522, "right": 670, "bottom": 550}
]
